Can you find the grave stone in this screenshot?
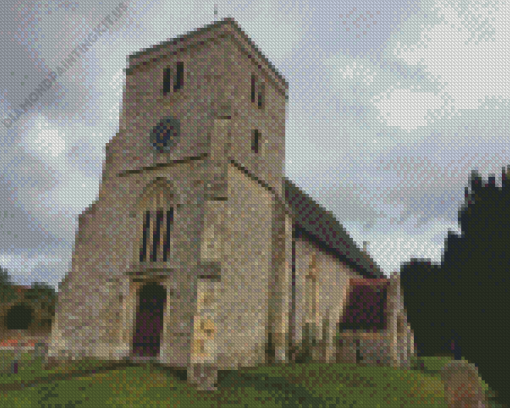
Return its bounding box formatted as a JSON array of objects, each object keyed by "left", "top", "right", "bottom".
[
  {"left": 440, "top": 360, "right": 488, "bottom": 408},
  {"left": 336, "top": 338, "right": 357, "bottom": 364},
  {"left": 11, "top": 336, "right": 26, "bottom": 374},
  {"left": 189, "top": 363, "right": 218, "bottom": 391},
  {"left": 34, "top": 342, "right": 48, "bottom": 359}
]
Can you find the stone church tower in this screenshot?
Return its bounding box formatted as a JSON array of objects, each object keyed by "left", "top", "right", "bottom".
[{"left": 47, "top": 17, "right": 414, "bottom": 390}]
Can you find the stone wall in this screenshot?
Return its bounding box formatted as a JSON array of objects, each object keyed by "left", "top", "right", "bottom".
[
  {"left": 0, "top": 286, "right": 54, "bottom": 347},
  {"left": 335, "top": 335, "right": 392, "bottom": 366},
  {"left": 211, "top": 162, "right": 275, "bottom": 371},
  {"left": 333, "top": 273, "right": 416, "bottom": 369},
  {"left": 47, "top": 157, "right": 208, "bottom": 362},
  {"left": 291, "top": 233, "right": 364, "bottom": 365}
]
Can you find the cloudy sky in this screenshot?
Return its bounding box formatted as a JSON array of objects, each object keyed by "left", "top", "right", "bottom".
[{"left": 1, "top": 0, "right": 508, "bottom": 289}]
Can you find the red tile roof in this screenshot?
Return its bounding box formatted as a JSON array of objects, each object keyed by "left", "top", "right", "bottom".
[{"left": 340, "top": 278, "right": 390, "bottom": 332}]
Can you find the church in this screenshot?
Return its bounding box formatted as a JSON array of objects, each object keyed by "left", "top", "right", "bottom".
[{"left": 47, "top": 17, "right": 415, "bottom": 390}]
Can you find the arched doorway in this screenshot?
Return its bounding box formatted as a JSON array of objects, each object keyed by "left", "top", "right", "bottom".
[
  {"left": 6, "top": 304, "right": 34, "bottom": 330},
  {"left": 132, "top": 282, "right": 167, "bottom": 357}
]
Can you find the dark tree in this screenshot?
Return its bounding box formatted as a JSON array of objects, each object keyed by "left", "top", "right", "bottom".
[
  {"left": 400, "top": 259, "right": 450, "bottom": 358},
  {"left": 438, "top": 230, "right": 468, "bottom": 361},
  {"left": 6, "top": 303, "right": 34, "bottom": 330},
  {"left": 444, "top": 168, "right": 510, "bottom": 407},
  {"left": 409, "top": 167, "right": 510, "bottom": 407}
]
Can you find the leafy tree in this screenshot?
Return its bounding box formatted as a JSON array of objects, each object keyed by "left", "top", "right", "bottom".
[
  {"left": 0, "top": 266, "right": 19, "bottom": 305},
  {"left": 25, "top": 281, "right": 57, "bottom": 318}
]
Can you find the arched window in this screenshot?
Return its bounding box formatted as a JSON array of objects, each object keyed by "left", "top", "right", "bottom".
[{"left": 136, "top": 180, "right": 176, "bottom": 264}]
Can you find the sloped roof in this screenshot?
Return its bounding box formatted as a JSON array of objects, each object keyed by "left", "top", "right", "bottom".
[
  {"left": 340, "top": 278, "right": 390, "bottom": 331},
  {"left": 127, "top": 17, "right": 287, "bottom": 90},
  {"left": 284, "top": 178, "right": 384, "bottom": 278}
]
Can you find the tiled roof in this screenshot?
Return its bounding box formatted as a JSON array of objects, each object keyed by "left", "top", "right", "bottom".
[
  {"left": 284, "top": 177, "right": 384, "bottom": 278},
  {"left": 14, "top": 285, "right": 32, "bottom": 292},
  {"left": 340, "top": 278, "right": 390, "bottom": 331}
]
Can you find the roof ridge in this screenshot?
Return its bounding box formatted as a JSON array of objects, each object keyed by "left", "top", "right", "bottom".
[{"left": 284, "top": 177, "right": 384, "bottom": 278}]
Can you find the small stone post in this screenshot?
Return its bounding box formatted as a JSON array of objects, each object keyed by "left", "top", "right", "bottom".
[
  {"left": 336, "top": 337, "right": 357, "bottom": 364},
  {"left": 189, "top": 363, "right": 218, "bottom": 391},
  {"left": 34, "top": 341, "right": 49, "bottom": 360}
]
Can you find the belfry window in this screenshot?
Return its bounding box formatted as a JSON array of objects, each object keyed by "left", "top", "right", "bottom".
[
  {"left": 162, "top": 62, "right": 184, "bottom": 95},
  {"left": 251, "top": 73, "right": 265, "bottom": 109},
  {"left": 252, "top": 129, "right": 260, "bottom": 154},
  {"left": 174, "top": 61, "right": 184, "bottom": 91},
  {"left": 251, "top": 74, "right": 256, "bottom": 103},
  {"left": 258, "top": 81, "right": 265, "bottom": 108},
  {"left": 163, "top": 67, "right": 171, "bottom": 95}
]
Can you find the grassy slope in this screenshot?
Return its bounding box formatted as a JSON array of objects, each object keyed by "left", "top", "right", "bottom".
[{"left": 0, "top": 351, "right": 502, "bottom": 407}]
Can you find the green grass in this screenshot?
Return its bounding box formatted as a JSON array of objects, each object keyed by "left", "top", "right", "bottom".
[
  {"left": 0, "top": 351, "right": 502, "bottom": 408},
  {"left": 415, "top": 356, "right": 492, "bottom": 393},
  {"left": 0, "top": 350, "right": 111, "bottom": 384}
]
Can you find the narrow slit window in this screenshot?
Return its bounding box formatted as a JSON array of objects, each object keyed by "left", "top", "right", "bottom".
[
  {"left": 251, "top": 74, "right": 256, "bottom": 103},
  {"left": 163, "top": 207, "right": 174, "bottom": 262},
  {"left": 151, "top": 209, "right": 164, "bottom": 262},
  {"left": 163, "top": 67, "right": 171, "bottom": 95},
  {"left": 252, "top": 129, "right": 260, "bottom": 154},
  {"left": 174, "top": 62, "right": 184, "bottom": 91},
  {"left": 312, "top": 278, "right": 317, "bottom": 317},
  {"left": 258, "top": 81, "right": 265, "bottom": 108},
  {"left": 140, "top": 211, "right": 150, "bottom": 262}
]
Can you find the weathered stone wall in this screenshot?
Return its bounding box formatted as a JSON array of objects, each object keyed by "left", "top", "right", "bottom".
[
  {"left": 112, "top": 40, "right": 220, "bottom": 178},
  {"left": 265, "top": 195, "right": 292, "bottom": 365},
  {"left": 334, "top": 274, "right": 416, "bottom": 369},
  {"left": 291, "top": 235, "right": 365, "bottom": 365},
  {"left": 48, "top": 159, "right": 208, "bottom": 362},
  {"left": 115, "top": 21, "right": 287, "bottom": 198},
  {"left": 211, "top": 163, "right": 274, "bottom": 370},
  {"left": 336, "top": 336, "right": 393, "bottom": 366},
  {"left": 360, "top": 337, "right": 393, "bottom": 366},
  {"left": 48, "top": 19, "right": 287, "bottom": 369},
  {"left": 219, "top": 37, "right": 287, "bottom": 198}
]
